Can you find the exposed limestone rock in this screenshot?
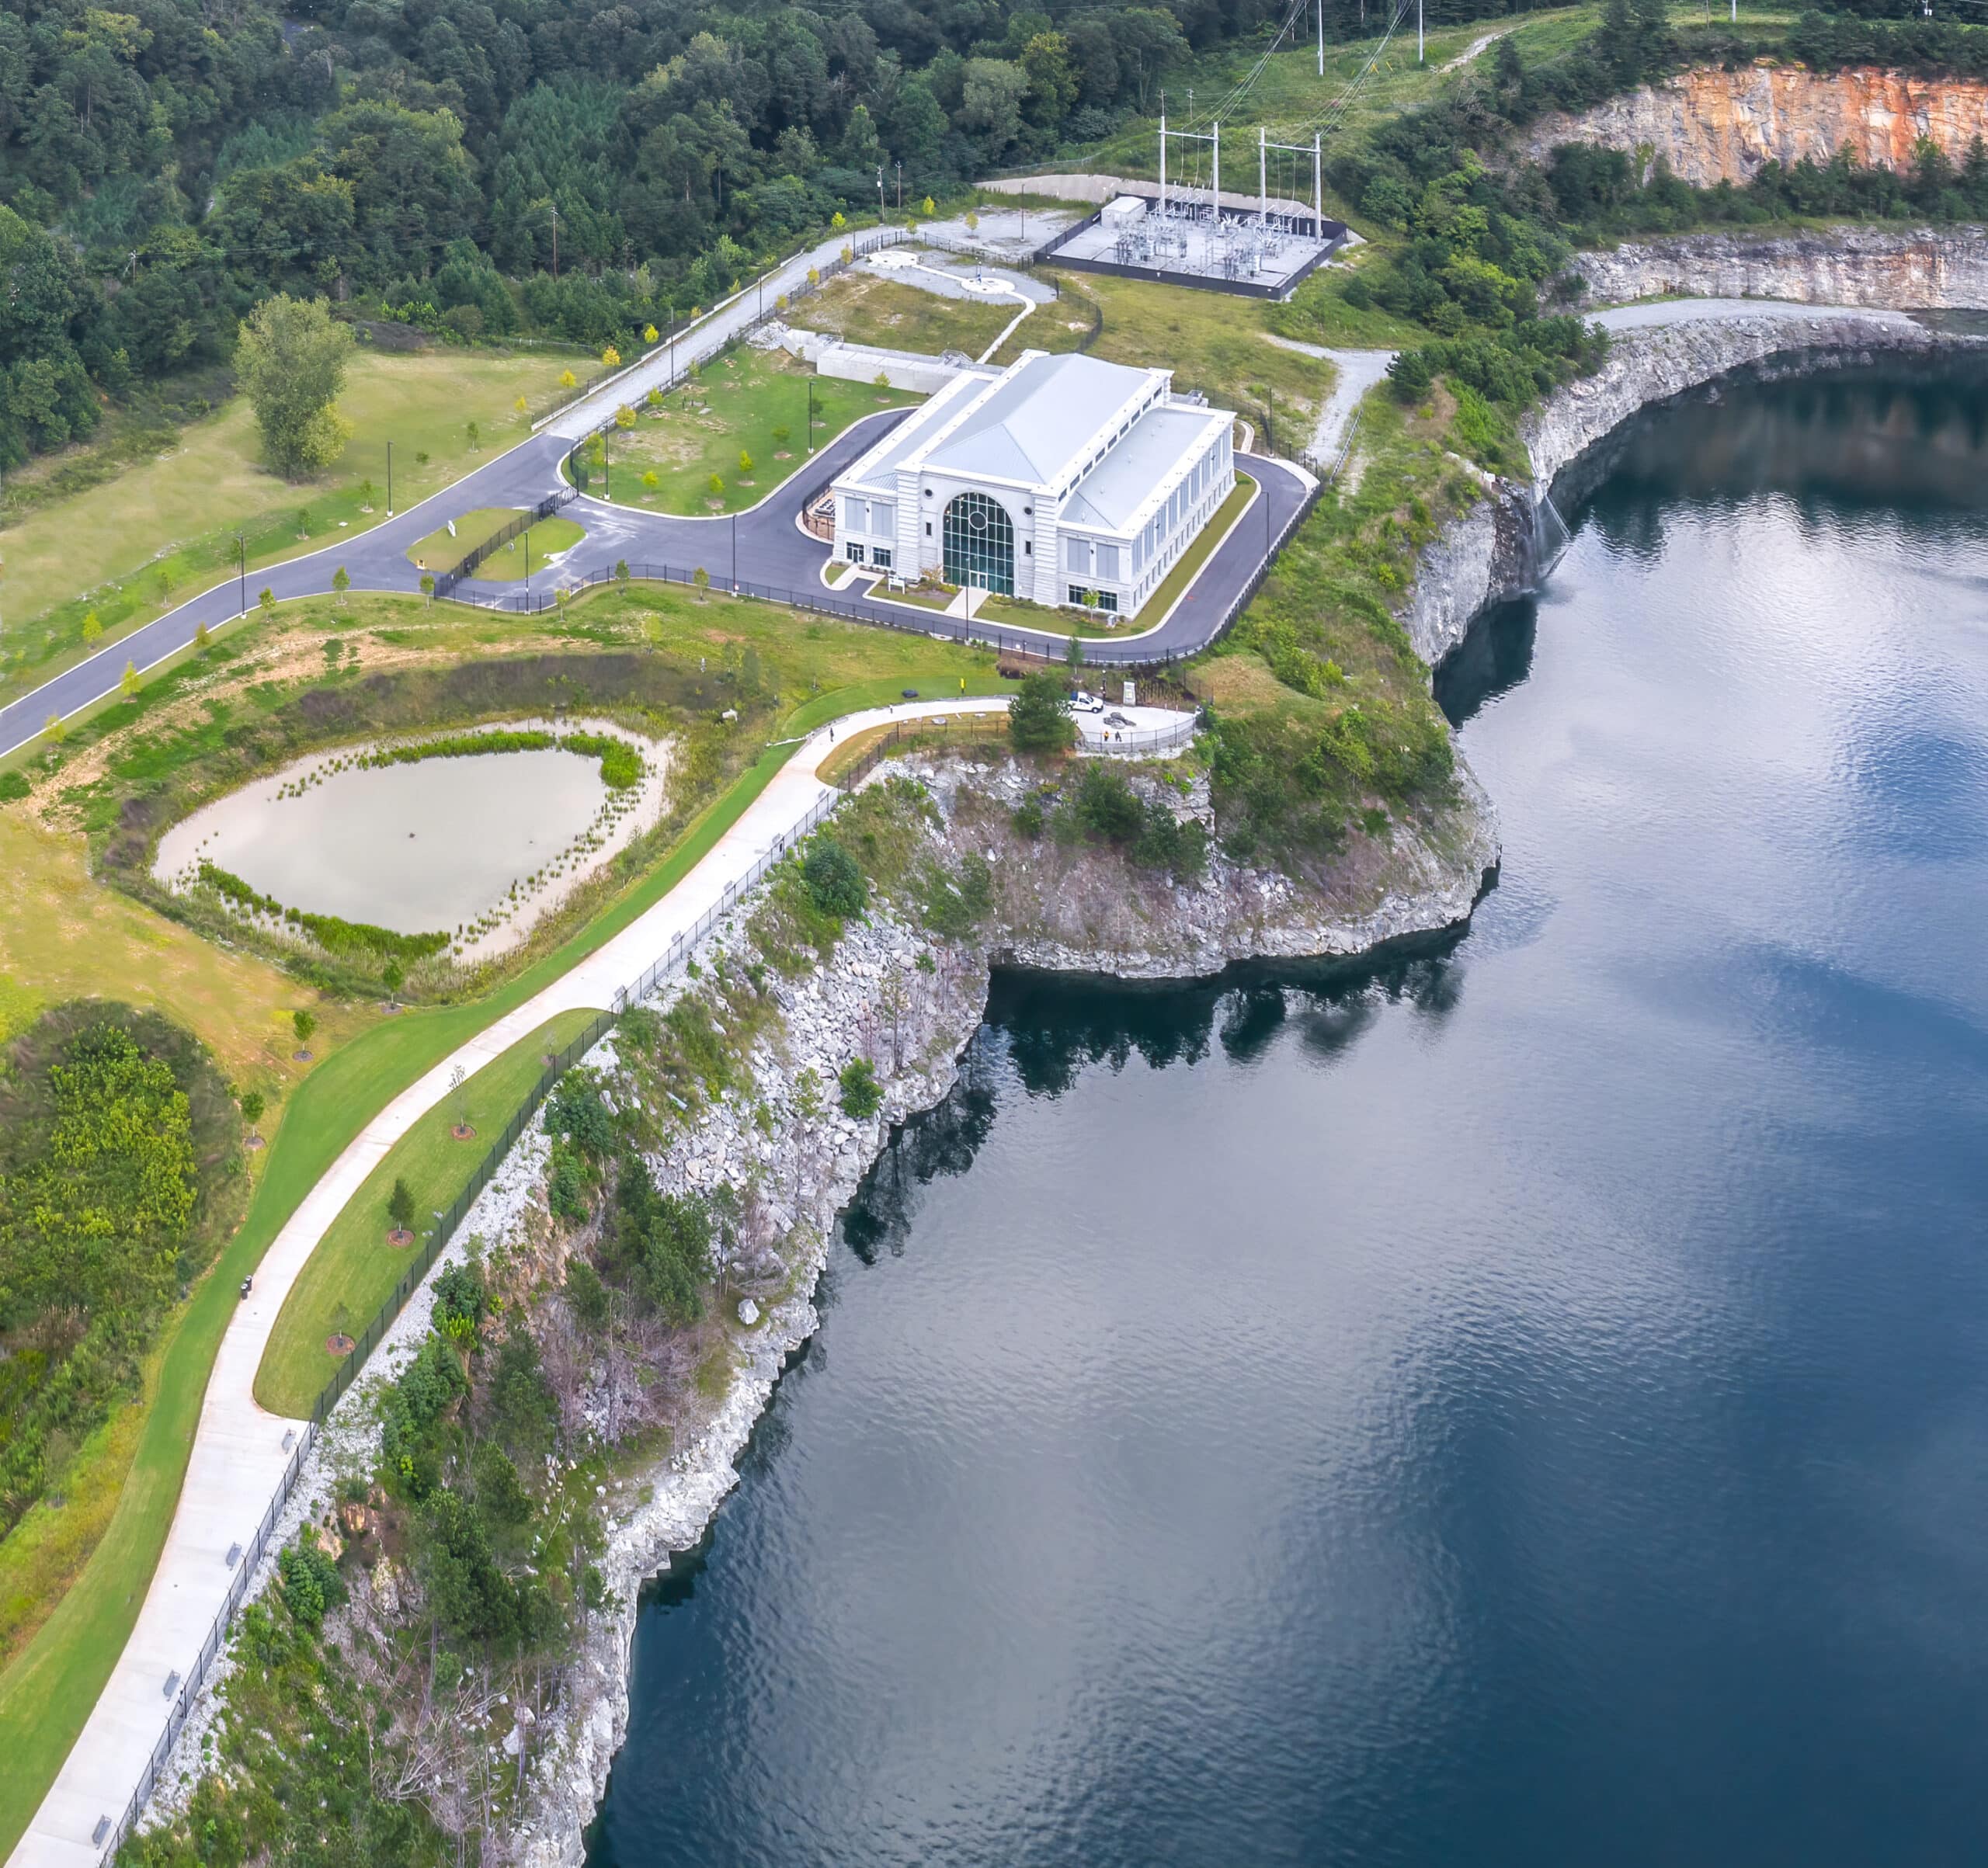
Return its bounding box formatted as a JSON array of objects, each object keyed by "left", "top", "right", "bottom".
[
  {"left": 1525, "top": 65, "right": 1988, "bottom": 185},
  {"left": 1566, "top": 225, "right": 1988, "bottom": 311},
  {"left": 1402, "top": 307, "right": 1974, "bottom": 667}
]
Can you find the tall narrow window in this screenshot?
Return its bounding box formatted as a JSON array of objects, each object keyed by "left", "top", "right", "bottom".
[{"left": 942, "top": 491, "right": 1015, "bottom": 595}]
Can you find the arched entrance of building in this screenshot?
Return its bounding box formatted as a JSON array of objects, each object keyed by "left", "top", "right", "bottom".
[{"left": 941, "top": 491, "right": 1015, "bottom": 595}]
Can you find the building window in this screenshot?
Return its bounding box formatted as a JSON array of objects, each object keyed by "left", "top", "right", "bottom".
[
  {"left": 942, "top": 491, "right": 1014, "bottom": 595},
  {"left": 1096, "top": 542, "right": 1120, "bottom": 580},
  {"left": 846, "top": 543, "right": 865, "bottom": 564},
  {"left": 873, "top": 546, "right": 892, "bottom": 568},
  {"left": 925, "top": 521, "right": 932, "bottom": 536},
  {"left": 1069, "top": 585, "right": 1118, "bottom": 613}
]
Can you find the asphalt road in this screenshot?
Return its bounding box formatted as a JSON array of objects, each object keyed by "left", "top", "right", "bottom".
[{"left": 0, "top": 401, "right": 1309, "bottom": 757}]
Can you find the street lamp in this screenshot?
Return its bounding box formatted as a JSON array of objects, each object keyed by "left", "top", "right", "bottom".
[
  {"left": 807, "top": 376, "right": 815, "bottom": 455},
  {"left": 236, "top": 532, "right": 246, "bottom": 616},
  {"left": 386, "top": 439, "right": 394, "bottom": 517}
]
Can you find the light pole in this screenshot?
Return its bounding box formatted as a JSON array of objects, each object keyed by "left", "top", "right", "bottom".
[
  {"left": 807, "top": 376, "right": 815, "bottom": 455},
  {"left": 236, "top": 532, "right": 246, "bottom": 616},
  {"left": 732, "top": 512, "right": 738, "bottom": 593},
  {"left": 524, "top": 526, "right": 531, "bottom": 609},
  {"left": 603, "top": 422, "right": 610, "bottom": 502},
  {"left": 386, "top": 439, "right": 393, "bottom": 517}
]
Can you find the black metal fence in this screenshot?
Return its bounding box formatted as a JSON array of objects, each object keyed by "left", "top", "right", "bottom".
[
  {"left": 309, "top": 1008, "right": 617, "bottom": 1429},
  {"left": 432, "top": 488, "right": 578, "bottom": 598}
]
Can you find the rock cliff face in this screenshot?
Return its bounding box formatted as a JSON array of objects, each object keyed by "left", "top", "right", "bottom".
[
  {"left": 1566, "top": 225, "right": 1988, "bottom": 309},
  {"left": 1525, "top": 64, "right": 1988, "bottom": 184},
  {"left": 1401, "top": 307, "right": 1967, "bottom": 667}
]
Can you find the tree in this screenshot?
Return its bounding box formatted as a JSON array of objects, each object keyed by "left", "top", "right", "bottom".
[
  {"left": 332, "top": 565, "right": 350, "bottom": 606},
  {"left": 559, "top": 369, "right": 577, "bottom": 390},
  {"left": 194, "top": 622, "right": 210, "bottom": 648},
  {"left": 693, "top": 566, "right": 711, "bottom": 600},
  {"left": 1008, "top": 668, "right": 1075, "bottom": 752},
  {"left": 259, "top": 587, "right": 276, "bottom": 620},
  {"left": 707, "top": 472, "right": 724, "bottom": 498},
  {"left": 615, "top": 559, "right": 630, "bottom": 584},
  {"left": 43, "top": 714, "right": 65, "bottom": 745},
  {"left": 1066, "top": 631, "right": 1083, "bottom": 667},
  {"left": 420, "top": 574, "right": 436, "bottom": 602},
  {"left": 239, "top": 1089, "right": 266, "bottom": 1128},
  {"left": 802, "top": 837, "right": 866, "bottom": 917},
  {"left": 235, "top": 295, "right": 355, "bottom": 480},
  {"left": 602, "top": 345, "right": 620, "bottom": 366},
  {"left": 830, "top": 210, "right": 846, "bottom": 232},
  {"left": 382, "top": 958, "right": 404, "bottom": 998},
  {"left": 772, "top": 425, "right": 790, "bottom": 447},
  {"left": 388, "top": 1176, "right": 416, "bottom": 1236},
  {"left": 293, "top": 1008, "right": 317, "bottom": 1048},
  {"left": 465, "top": 419, "right": 480, "bottom": 450},
  {"left": 738, "top": 450, "right": 753, "bottom": 475},
  {"left": 646, "top": 387, "right": 664, "bottom": 409},
  {"left": 922, "top": 196, "right": 937, "bottom": 217},
  {"left": 838, "top": 1058, "right": 882, "bottom": 1118},
  {"left": 120, "top": 660, "right": 137, "bottom": 699},
  {"left": 514, "top": 395, "right": 528, "bottom": 419},
  {"left": 641, "top": 470, "right": 659, "bottom": 491},
  {"left": 643, "top": 324, "right": 659, "bottom": 343},
  {"left": 615, "top": 405, "right": 636, "bottom": 429},
  {"left": 81, "top": 611, "right": 102, "bottom": 641}
]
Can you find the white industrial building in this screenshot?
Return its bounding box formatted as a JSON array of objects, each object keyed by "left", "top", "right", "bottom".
[{"left": 830, "top": 349, "right": 1237, "bottom": 621}]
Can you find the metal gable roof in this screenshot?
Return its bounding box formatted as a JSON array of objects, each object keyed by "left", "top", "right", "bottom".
[{"left": 921, "top": 352, "right": 1156, "bottom": 487}]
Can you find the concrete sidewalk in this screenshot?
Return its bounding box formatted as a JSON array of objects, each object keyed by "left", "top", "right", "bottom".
[{"left": 12, "top": 696, "right": 1009, "bottom": 1868}]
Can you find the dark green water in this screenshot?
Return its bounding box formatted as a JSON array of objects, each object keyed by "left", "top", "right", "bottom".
[{"left": 589, "top": 360, "right": 1988, "bottom": 1867}]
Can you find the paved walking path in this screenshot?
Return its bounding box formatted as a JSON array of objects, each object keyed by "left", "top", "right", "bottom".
[{"left": 12, "top": 696, "right": 1007, "bottom": 1868}]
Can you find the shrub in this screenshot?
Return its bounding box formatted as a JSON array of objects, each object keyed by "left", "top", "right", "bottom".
[
  {"left": 277, "top": 1540, "right": 346, "bottom": 1628},
  {"left": 839, "top": 1058, "right": 882, "bottom": 1118},
  {"left": 0, "top": 770, "right": 30, "bottom": 803},
  {"left": 801, "top": 837, "right": 866, "bottom": 918}
]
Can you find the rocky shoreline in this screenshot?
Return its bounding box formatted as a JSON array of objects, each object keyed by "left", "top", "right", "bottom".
[{"left": 1403, "top": 304, "right": 1984, "bottom": 668}]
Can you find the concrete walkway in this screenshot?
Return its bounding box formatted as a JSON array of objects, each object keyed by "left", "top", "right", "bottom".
[
  {"left": 12, "top": 695, "right": 1008, "bottom": 1868},
  {"left": 1265, "top": 334, "right": 1396, "bottom": 470}
]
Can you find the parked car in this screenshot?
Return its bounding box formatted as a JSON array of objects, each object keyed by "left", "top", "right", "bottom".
[{"left": 1072, "top": 690, "right": 1105, "bottom": 714}]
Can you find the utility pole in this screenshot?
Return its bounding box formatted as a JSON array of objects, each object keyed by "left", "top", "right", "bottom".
[
  {"left": 1418, "top": 0, "right": 1424, "bottom": 63},
  {"left": 1259, "top": 126, "right": 1267, "bottom": 231},
  {"left": 1159, "top": 106, "right": 1167, "bottom": 218},
  {"left": 550, "top": 204, "right": 560, "bottom": 279},
  {"left": 1212, "top": 119, "right": 1221, "bottom": 220},
  {"left": 895, "top": 161, "right": 902, "bottom": 210},
  {"left": 877, "top": 165, "right": 885, "bottom": 220},
  {"left": 1314, "top": 132, "right": 1323, "bottom": 239},
  {"left": 1318, "top": 0, "right": 1325, "bottom": 76}
]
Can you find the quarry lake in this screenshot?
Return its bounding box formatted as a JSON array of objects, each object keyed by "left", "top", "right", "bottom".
[{"left": 589, "top": 360, "right": 1988, "bottom": 1868}]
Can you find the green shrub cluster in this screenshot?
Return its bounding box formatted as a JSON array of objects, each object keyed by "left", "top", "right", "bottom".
[
  {"left": 1048, "top": 762, "right": 1207, "bottom": 884},
  {"left": 197, "top": 860, "right": 450, "bottom": 964},
  {"left": 0, "top": 1007, "right": 242, "bottom": 1536}
]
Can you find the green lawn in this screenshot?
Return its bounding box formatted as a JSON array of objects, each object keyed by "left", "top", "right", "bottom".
[
  {"left": 256, "top": 1007, "right": 600, "bottom": 1418},
  {"left": 405, "top": 508, "right": 586, "bottom": 581},
  {"left": 0, "top": 348, "right": 577, "bottom": 711},
  {"left": 785, "top": 269, "right": 1020, "bottom": 359},
  {"left": 592, "top": 345, "right": 916, "bottom": 516},
  {"left": 1003, "top": 271, "right": 1335, "bottom": 430}
]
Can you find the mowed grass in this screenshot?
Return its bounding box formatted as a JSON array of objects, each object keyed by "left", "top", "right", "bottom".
[
  {"left": 786, "top": 269, "right": 1019, "bottom": 359},
  {"left": 0, "top": 346, "right": 575, "bottom": 709},
  {"left": 1005, "top": 271, "right": 1336, "bottom": 428},
  {"left": 0, "top": 583, "right": 1012, "bottom": 1859},
  {"left": 603, "top": 346, "right": 916, "bottom": 516},
  {"left": 405, "top": 508, "right": 586, "bottom": 581},
  {"left": 257, "top": 1006, "right": 600, "bottom": 1418}
]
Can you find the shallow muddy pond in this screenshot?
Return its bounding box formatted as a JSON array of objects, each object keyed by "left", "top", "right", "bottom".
[{"left": 154, "top": 715, "right": 670, "bottom": 961}]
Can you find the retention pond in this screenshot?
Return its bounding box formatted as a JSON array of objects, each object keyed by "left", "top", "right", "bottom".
[
  {"left": 591, "top": 357, "right": 1988, "bottom": 1866},
  {"left": 155, "top": 715, "right": 669, "bottom": 962}
]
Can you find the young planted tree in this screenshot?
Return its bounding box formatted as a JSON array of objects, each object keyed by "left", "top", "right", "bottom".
[
  {"left": 81, "top": 611, "right": 101, "bottom": 641},
  {"left": 387, "top": 1176, "right": 416, "bottom": 1240},
  {"left": 292, "top": 1008, "right": 318, "bottom": 1050},
  {"left": 235, "top": 295, "right": 355, "bottom": 479},
  {"left": 332, "top": 566, "right": 351, "bottom": 606},
  {"left": 615, "top": 405, "right": 636, "bottom": 430},
  {"left": 1008, "top": 669, "right": 1075, "bottom": 753},
  {"left": 239, "top": 1089, "right": 266, "bottom": 1134},
  {"left": 120, "top": 661, "right": 138, "bottom": 699},
  {"left": 693, "top": 567, "right": 711, "bottom": 602},
  {"left": 737, "top": 450, "right": 753, "bottom": 477}
]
